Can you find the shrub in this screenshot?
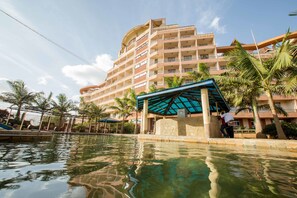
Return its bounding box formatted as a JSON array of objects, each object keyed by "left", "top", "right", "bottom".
[
  {"left": 124, "top": 122, "right": 135, "bottom": 134},
  {"left": 73, "top": 123, "right": 88, "bottom": 132},
  {"left": 262, "top": 122, "right": 297, "bottom": 139}
]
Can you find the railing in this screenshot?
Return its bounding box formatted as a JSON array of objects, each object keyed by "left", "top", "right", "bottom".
[
  {"left": 150, "top": 40, "right": 158, "bottom": 46},
  {"left": 164, "top": 58, "right": 178, "bottom": 63},
  {"left": 164, "top": 47, "right": 179, "bottom": 51},
  {"left": 180, "top": 35, "right": 193, "bottom": 38},
  {"left": 149, "top": 55, "right": 219, "bottom": 65},
  {"left": 164, "top": 37, "right": 178, "bottom": 40},
  {"left": 196, "top": 33, "right": 214, "bottom": 38},
  {"left": 181, "top": 45, "right": 195, "bottom": 48}
]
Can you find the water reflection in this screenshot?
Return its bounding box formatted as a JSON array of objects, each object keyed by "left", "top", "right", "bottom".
[{"left": 0, "top": 135, "right": 296, "bottom": 197}]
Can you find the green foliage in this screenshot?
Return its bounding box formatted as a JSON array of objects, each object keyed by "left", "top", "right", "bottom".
[
  {"left": 187, "top": 63, "right": 210, "bottom": 82},
  {"left": 73, "top": 123, "right": 89, "bottom": 132},
  {"left": 0, "top": 80, "right": 40, "bottom": 121},
  {"left": 51, "top": 93, "right": 76, "bottom": 129},
  {"left": 123, "top": 122, "right": 135, "bottom": 134},
  {"left": 262, "top": 122, "right": 297, "bottom": 139},
  {"left": 164, "top": 75, "right": 184, "bottom": 88}
]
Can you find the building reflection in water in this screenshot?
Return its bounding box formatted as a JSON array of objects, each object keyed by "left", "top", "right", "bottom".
[{"left": 65, "top": 136, "right": 297, "bottom": 197}]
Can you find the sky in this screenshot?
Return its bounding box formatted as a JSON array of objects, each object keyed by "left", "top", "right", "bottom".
[{"left": 0, "top": 0, "right": 296, "bottom": 105}]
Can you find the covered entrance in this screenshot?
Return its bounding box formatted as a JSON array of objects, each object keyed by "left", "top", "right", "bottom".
[{"left": 136, "top": 79, "right": 230, "bottom": 138}]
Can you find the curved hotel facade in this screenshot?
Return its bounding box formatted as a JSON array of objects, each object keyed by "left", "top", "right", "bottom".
[{"left": 80, "top": 18, "right": 297, "bottom": 130}]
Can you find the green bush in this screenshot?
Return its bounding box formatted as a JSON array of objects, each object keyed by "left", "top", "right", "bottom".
[
  {"left": 262, "top": 122, "right": 297, "bottom": 139},
  {"left": 73, "top": 123, "right": 88, "bottom": 132},
  {"left": 123, "top": 122, "right": 135, "bottom": 134}
]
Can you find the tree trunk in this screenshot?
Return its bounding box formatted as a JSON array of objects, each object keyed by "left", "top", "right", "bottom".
[
  {"left": 15, "top": 105, "right": 22, "bottom": 122},
  {"left": 134, "top": 111, "right": 138, "bottom": 134},
  {"left": 88, "top": 117, "right": 92, "bottom": 133},
  {"left": 58, "top": 114, "right": 63, "bottom": 131},
  {"left": 251, "top": 98, "right": 264, "bottom": 137},
  {"left": 47, "top": 116, "right": 51, "bottom": 130},
  {"left": 121, "top": 118, "right": 124, "bottom": 134},
  {"left": 265, "top": 90, "right": 287, "bottom": 139},
  {"left": 95, "top": 117, "right": 98, "bottom": 133},
  {"left": 38, "top": 112, "right": 44, "bottom": 131},
  {"left": 81, "top": 114, "right": 85, "bottom": 124}
]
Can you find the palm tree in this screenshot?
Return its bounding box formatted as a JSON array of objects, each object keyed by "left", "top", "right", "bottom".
[
  {"left": 0, "top": 80, "right": 39, "bottom": 122},
  {"left": 127, "top": 89, "right": 139, "bottom": 134},
  {"left": 227, "top": 34, "right": 296, "bottom": 139},
  {"left": 78, "top": 97, "right": 90, "bottom": 124},
  {"left": 217, "top": 72, "right": 264, "bottom": 135},
  {"left": 110, "top": 93, "right": 133, "bottom": 133},
  {"left": 87, "top": 103, "right": 107, "bottom": 132},
  {"left": 164, "top": 75, "right": 184, "bottom": 88},
  {"left": 51, "top": 93, "right": 76, "bottom": 130},
  {"left": 187, "top": 63, "right": 211, "bottom": 82},
  {"left": 148, "top": 84, "right": 164, "bottom": 93},
  {"left": 33, "top": 92, "right": 53, "bottom": 131}
]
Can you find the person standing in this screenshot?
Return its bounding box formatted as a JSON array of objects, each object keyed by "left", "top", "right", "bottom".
[{"left": 220, "top": 111, "right": 234, "bottom": 138}]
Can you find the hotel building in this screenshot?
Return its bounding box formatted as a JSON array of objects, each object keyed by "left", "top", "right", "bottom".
[{"left": 80, "top": 18, "right": 297, "bottom": 131}]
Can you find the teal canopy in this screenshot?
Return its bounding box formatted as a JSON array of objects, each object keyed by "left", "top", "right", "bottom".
[{"left": 136, "top": 79, "right": 230, "bottom": 115}]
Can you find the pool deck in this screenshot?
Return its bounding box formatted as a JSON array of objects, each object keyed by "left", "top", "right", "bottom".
[
  {"left": 137, "top": 134, "right": 297, "bottom": 151},
  {"left": 0, "top": 130, "right": 53, "bottom": 141},
  {"left": 1, "top": 130, "right": 296, "bottom": 150}
]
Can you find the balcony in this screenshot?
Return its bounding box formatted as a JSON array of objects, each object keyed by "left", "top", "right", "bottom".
[
  {"left": 197, "top": 44, "right": 215, "bottom": 50},
  {"left": 164, "top": 47, "right": 179, "bottom": 53},
  {"left": 196, "top": 33, "right": 214, "bottom": 39}
]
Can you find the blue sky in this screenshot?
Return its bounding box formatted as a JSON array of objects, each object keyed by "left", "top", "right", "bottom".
[{"left": 0, "top": 0, "right": 296, "bottom": 103}]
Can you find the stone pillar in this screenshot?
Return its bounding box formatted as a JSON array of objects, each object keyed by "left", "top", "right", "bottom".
[
  {"left": 141, "top": 100, "right": 148, "bottom": 134},
  {"left": 20, "top": 112, "right": 26, "bottom": 130},
  {"left": 201, "top": 89, "right": 210, "bottom": 138},
  {"left": 46, "top": 116, "right": 51, "bottom": 130}
]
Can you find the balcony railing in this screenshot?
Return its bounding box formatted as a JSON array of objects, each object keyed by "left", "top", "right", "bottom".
[{"left": 164, "top": 37, "right": 178, "bottom": 40}]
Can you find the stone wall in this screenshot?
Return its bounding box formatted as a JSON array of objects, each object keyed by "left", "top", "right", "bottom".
[{"left": 155, "top": 116, "right": 221, "bottom": 138}]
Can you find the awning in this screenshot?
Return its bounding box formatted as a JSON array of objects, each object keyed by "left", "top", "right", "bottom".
[
  {"left": 136, "top": 79, "right": 230, "bottom": 115},
  {"left": 98, "top": 118, "right": 121, "bottom": 123}
]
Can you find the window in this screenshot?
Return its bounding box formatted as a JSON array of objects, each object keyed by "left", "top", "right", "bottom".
[
  {"left": 168, "top": 57, "right": 176, "bottom": 62},
  {"left": 134, "top": 82, "right": 146, "bottom": 88},
  {"left": 168, "top": 69, "right": 176, "bottom": 73},
  {"left": 184, "top": 68, "right": 193, "bottom": 72},
  {"left": 134, "top": 72, "right": 146, "bottom": 79},
  {"left": 183, "top": 55, "right": 192, "bottom": 61},
  {"left": 135, "top": 50, "right": 148, "bottom": 59},
  {"left": 136, "top": 42, "right": 148, "bottom": 51},
  {"left": 200, "top": 54, "right": 209, "bottom": 59},
  {"left": 135, "top": 60, "right": 147, "bottom": 68}
]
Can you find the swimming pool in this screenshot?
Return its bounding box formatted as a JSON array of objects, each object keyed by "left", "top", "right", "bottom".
[{"left": 0, "top": 134, "right": 296, "bottom": 197}]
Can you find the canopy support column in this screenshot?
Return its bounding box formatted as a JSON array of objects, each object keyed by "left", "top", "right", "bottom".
[
  {"left": 20, "top": 112, "right": 26, "bottom": 130},
  {"left": 201, "top": 88, "right": 210, "bottom": 139},
  {"left": 141, "top": 99, "right": 148, "bottom": 134}
]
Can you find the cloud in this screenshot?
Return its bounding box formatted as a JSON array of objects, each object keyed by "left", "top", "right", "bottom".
[
  {"left": 61, "top": 84, "right": 69, "bottom": 90},
  {"left": 194, "top": 1, "right": 228, "bottom": 34},
  {"left": 0, "top": 78, "right": 10, "bottom": 93},
  {"left": 209, "top": 17, "right": 226, "bottom": 34},
  {"left": 62, "top": 54, "right": 113, "bottom": 86},
  {"left": 37, "top": 75, "right": 53, "bottom": 85}
]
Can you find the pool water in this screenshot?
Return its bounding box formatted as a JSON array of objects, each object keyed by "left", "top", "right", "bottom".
[{"left": 0, "top": 135, "right": 296, "bottom": 197}]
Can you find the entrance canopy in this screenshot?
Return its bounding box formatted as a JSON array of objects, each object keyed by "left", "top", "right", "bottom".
[{"left": 136, "top": 79, "right": 230, "bottom": 115}]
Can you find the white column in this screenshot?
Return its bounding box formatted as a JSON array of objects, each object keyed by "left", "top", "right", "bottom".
[
  {"left": 201, "top": 89, "right": 210, "bottom": 138},
  {"left": 141, "top": 100, "right": 148, "bottom": 134},
  {"left": 20, "top": 112, "right": 26, "bottom": 130}
]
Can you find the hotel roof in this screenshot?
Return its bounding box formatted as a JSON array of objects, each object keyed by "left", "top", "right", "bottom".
[{"left": 136, "top": 79, "right": 230, "bottom": 116}]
